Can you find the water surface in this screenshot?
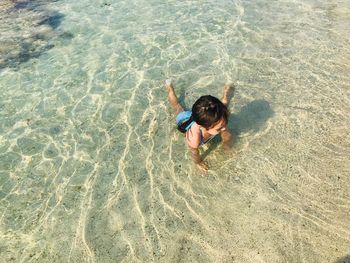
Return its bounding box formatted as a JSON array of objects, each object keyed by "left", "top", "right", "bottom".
[{"left": 0, "top": 0, "right": 350, "bottom": 262}]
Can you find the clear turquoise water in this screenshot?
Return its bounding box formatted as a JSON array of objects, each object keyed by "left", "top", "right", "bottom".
[{"left": 1, "top": 0, "right": 350, "bottom": 262}]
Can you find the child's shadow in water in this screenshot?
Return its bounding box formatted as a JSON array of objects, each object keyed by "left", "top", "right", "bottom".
[
  {"left": 335, "top": 255, "right": 350, "bottom": 263},
  {"left": 202, "top": 99, "right": 274, "bottom": 159}
]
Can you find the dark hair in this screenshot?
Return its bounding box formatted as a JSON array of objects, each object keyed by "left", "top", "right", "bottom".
[{"left": 177, "top": 95, "right": 229, "bottom": 133}]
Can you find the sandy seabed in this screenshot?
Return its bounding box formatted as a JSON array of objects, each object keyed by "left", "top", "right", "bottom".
[{"left": 0, "top": 0, "right": 350, "bottom": 262}]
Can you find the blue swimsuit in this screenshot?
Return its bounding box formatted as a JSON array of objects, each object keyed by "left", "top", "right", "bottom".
[{"left": 176, "top": 111, "right": 216, "bottom": 145}]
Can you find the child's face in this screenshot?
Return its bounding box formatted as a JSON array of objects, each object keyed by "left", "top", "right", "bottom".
[{"left": 206, "top": 118, "right": 227, "bottom": 135}]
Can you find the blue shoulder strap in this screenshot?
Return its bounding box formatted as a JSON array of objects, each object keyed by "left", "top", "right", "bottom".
[{"left": 185, "top": 120, "right": 195, "bottom": 131}]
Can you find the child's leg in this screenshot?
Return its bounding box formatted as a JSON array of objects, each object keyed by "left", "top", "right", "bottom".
[
  {"left": 221, "top": 83, "right": 235, "bottom": 107},
  {"left": 221, "top": 83, "right": 235, "bottom": 147},
  {"left": 165, "top": 79, "right": 183, "bottom": 115}
]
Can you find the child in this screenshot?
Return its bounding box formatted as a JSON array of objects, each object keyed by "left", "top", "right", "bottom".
[{"left": 165, "top": 79, "right": 234, "bottom": 171}]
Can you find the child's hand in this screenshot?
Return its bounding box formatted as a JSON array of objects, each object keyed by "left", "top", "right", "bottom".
[
  {"left": 222, "top": 144, "right": 238, "bottom": 158},
  {"left": 197, "top": 161, "right": 209, "bottom": 172},
  {"left": 222, "top": 141, "right": 233, "bottom": 152},
  {"left": 221, "top": 131, "right": 234, "bottom": 152}
]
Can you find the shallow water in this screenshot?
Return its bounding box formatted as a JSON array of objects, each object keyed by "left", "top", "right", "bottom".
[{"left": 1, "top": 0, "right": 350, "bottom": 262}]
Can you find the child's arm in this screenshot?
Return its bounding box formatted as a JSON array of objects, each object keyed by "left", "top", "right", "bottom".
[
  {"left": 221, "top": 130, "right": 233, "bottom": 147},
  {"left": 188, "top": 146, "right": 202, "bottom": 163},
  {"left": 188, "top": 146, "right": 209, "bottom": 171},
  {"left": 185, "top": 124, "right": 208, "bottom": 171}
]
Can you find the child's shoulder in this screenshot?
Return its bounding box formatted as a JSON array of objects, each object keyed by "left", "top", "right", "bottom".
[{"left": 185, "top": 123, "right": 201, "bottom": 149}]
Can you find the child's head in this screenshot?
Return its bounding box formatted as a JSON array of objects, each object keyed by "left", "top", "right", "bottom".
[{"left": 192, "top": 95, "right": 229, "bottom": 135}]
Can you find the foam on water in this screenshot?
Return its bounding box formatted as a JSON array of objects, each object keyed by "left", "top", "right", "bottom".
[{"left": 1, "top": 0, "right": 350, "bottom": 262}]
